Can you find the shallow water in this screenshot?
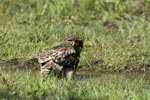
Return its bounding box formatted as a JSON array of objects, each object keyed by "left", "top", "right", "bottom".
[{"left": 76, "top": 71, "right": 150, "bottom": 82}]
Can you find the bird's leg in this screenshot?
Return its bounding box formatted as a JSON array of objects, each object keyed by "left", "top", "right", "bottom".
[
  {"left": 64, "top": 66, "right": 75, "bottom": 80},
  {"left": 66, "top": 70, "right": 74, "bottom": 80}
]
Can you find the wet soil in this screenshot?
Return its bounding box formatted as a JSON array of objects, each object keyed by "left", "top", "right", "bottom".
[
  {"left": 0, "top": 58, "right": 40, "bottom": 72},
  {"left": 0, "top": 58, "right": 150, "bottom": 74}
]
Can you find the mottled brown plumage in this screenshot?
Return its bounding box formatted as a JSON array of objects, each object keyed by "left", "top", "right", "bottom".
[{"left": 30, "top": 35, "right": 83, "bottom": 79}]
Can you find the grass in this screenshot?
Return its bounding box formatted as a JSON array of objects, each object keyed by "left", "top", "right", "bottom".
[
  {"left": 0, "top": 0, "right": 150, "bottom": 71},
  {"left": 0, "top": 0, "right": 150, "bottom": 99},
  {"left": 0, "top": 69, "right": 150, "bottom": 100}
]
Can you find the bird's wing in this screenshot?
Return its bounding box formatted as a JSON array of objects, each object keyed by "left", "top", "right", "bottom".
[
  {"left": 30, "top": 44, "right": 76, "bottom": 64},
  {"left": 52, "top": 45, "right": 76, "bottom": 65}
]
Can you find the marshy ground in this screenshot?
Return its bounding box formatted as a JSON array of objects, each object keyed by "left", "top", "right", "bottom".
[{"left": 0, "top": 0, "right": 150, "bottom": 99}]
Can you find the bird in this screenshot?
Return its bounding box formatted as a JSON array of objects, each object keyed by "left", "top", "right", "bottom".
[{"left": 30, "top": 35, "right": 83, "bottom": 80}]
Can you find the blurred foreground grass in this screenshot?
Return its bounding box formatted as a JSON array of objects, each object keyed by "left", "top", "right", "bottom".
[{"left": 0, "top": 69, "right": 150, "bottom": 100}]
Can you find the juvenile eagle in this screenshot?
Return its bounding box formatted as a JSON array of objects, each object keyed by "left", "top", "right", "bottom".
[{"left": 30, "top": 35, "right": 83, "bottom": 79}]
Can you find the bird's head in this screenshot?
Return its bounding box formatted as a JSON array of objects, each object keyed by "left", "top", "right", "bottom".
[{"left": 65, "top": 35, "right": 83, "bottom": 49}]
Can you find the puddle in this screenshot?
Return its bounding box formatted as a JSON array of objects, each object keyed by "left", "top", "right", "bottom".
[{"left": 76, "top": 71, "right": 150, "bottom": 82}]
